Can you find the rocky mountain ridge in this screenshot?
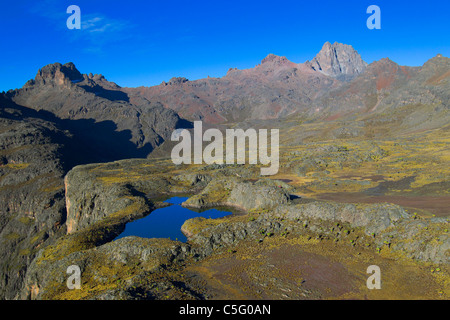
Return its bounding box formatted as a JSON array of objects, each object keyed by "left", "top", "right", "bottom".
[
  {"left": 6, "top": 62, "right": 186, "bottom": 159},
  {"left": 123, "top": 43, "right": 449, "bottom": 131},
  {"left": 5, "top": 42, "right": 449, "bottom": 133}
]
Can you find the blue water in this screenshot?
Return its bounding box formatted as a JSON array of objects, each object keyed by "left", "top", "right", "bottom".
[{"left": 115, "top": 197, "right": 232, "bottom": 242}]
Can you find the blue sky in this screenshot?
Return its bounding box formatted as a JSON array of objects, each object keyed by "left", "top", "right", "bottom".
[{"left": 0, "top": 0, "right": 449, "bottom": 91}]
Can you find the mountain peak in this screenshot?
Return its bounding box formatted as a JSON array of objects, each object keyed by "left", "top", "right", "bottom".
[
  {"left": 34, "top": 62, "right": 84, "bottom": 86},
  {"left": 427, "top": 53, "right": 450, "bottom": 64},
  {"left": 261, "top": 54, "right": 289, "bottom": 65},
  {"left": 306, "top": 42, "right": 368, "bottom": 81}
]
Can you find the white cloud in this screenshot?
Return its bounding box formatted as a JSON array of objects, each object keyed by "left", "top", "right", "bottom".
[
  {"left": 26, "top": 2, "right": 135, "bottom": 53},
  {"left": 81, "top": 15, "right": 130, "bottom": 34}
]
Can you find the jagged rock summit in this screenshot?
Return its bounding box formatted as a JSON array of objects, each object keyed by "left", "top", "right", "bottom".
[
  {"left": 23, "top": 62, "right": 113, "bottom": 89},
  {"left": 306, "top": 42, "right": 368, "bottom": 81},
  {"left": 261, "top": 53, "right": 290, "bottom": 65},
  {"left": 23, "top": 62, "right": 83, "bottom": 88}
]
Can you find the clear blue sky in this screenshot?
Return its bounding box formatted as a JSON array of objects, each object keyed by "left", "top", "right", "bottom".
[{"left": 1, "top": 0, "right": 449, "bottom": 91}]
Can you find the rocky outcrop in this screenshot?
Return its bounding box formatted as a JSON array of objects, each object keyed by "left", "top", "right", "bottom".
[
  {"left": 0, "top": 97, "right": 70, "bottom": 299},
  {"left": 184, "top": 200, "right": 449, "bottom": 264},
  {"left": 20, "top": 160, "right": 219, "bottom": 300},
  {"left": 60, "top": 159, "right": 218, "bottom": 236},
  {"left": 182, "top": 178, "right": 291, "bottom": 211},
  {"left": 306, "top": 42, "right": 368, "bottom": 81},
  {"left": 31, "top": 62, "right": 84, "bottom": 87},
  {"left": 384, "top": 218, "right": 450, "bottom": 263},
  {"left": 181, "top": 174, "right": 448, "bottom": 264},
  {"left": 64, "top": 167, "right": 152, "bottom": 234},
  {"left": 23, "top": 237, "right": 201, "bottom": 300},
  {"left": 269, "top": 202, "right": 408, "bottom": 235}
]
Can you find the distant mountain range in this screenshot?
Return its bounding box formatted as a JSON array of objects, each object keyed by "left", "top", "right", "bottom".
[
  {"left": 123, "top": 42, "right": 449, "bottom": 129},
  {"left": 2, "top": 41, "right": 449, "bottom": 160}
]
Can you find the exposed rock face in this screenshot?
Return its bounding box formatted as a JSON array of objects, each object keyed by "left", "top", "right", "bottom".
[
  {"left": 182, "top": 178, "right": 291, "bottom": 211},
  {"left": 62, "top": 159, "right": 213, "bottom": 236},
  {"left": 270, "top": 202, "right": 409, "bottom": 235},
  {"left": 0, "top": 96, "right": 70, "bottom": 299},
  {"left": 32, "top": 62, "right": 84, "bottom": 87},
  {"left": 306, "top": 42, "right": 368, "bottom": 81},
  {"left": 23, "top": 237, "right": 201, "bottom": 300},
  {"left": 64, "top": 169, "right": 151, "bottom": 234},
  {"left": 20, "top": 159, "right": 211, "bottom": 300}
]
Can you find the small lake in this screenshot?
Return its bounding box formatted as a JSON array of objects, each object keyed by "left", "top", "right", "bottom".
[{"left": 115, "top": 196, "right": 233, "bottom": 242}]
